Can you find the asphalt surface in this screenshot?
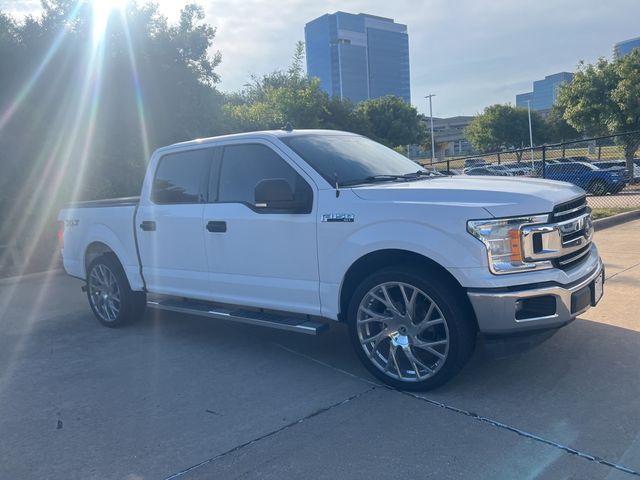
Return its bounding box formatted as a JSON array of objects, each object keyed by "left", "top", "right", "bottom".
[{"left": 1, "top": 220, "right": 639, "bottom": 480}]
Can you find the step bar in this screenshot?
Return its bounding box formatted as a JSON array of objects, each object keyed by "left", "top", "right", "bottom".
[{"left": 147, "top": 299, "right": 329, "bottom": 335}]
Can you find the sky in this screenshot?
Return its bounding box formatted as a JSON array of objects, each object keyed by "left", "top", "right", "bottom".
[{"left": 2, "top": 0, "right": 639, "bottom": 118}]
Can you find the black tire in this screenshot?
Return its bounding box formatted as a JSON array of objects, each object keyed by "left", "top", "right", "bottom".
[
  {"left": 347, "top": 265, "right": 476, "bottom": 391},
  {"left": 86, "top": 254, "right": 146, "bottom": 328},
  {"left": 588, "top": 179, "right": 609, "bottom": 196}
]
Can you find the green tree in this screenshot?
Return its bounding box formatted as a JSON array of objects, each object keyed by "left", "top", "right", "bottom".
[
  {"left": 545, "top": 104, "right": 580, "bottom": 143},
  {"left": 556, "top": 51, "right": 640, "bottom": 173},
  {"left": 223, "top": 41, "right": 330, "bottom": 131},
  {"left": 0, "top": 1, "right": 223, "bottom": 270},
  {"left": 352, "top": 96, "right": 427, "bottom": 148},
  {"left": 465, "top": 104, "right": 547, "bottom": 159}
]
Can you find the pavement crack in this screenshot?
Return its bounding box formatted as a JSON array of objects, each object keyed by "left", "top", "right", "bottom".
[
  {"left": 163, "top": 386, "right": 376, "bottom": 480},
  {"left": 606, "top": 261, "right": 640, "bottom": 281},
  {"left": 400, "top": 391, "right": 640, "bottom": 477},
  {"left": 274, "top": 343, "right": 640, "bottom": 477}
]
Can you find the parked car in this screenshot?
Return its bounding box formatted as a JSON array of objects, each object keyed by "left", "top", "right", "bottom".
[
  {"left": 463, "top": 158, "right": 487, "bottom": 169},
  {"left": 465, "top": 165, "right": 514, "bottom": 176},
  {"left": 593, "top": 160, "right": 640, "bottom": 182},
  {"left": 59, "top": 130, "right": 604, "bottom": 391},
  {"left": 544, "top": 161, "right": 627, "bottom": 195},
  {"left": 440, "top": 168, "right": 463, "bottom": 176},
  {"left": 503, "top": 164, "right": 534, "bottom": 176},
  {"left": 557, "top": 156, "right": 592, "bottom": 163}
]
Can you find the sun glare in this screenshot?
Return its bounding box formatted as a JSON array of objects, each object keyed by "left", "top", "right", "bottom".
[{"left": 90, "top": 0, "right": 127, "bottom": 44}]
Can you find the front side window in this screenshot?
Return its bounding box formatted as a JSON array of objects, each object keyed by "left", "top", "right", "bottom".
[
  {"left": 152, "top": 148, "right": 212, "bottom": 204},
  {"left": 218, "top": 143, "right": 311, "bottom": 207}
]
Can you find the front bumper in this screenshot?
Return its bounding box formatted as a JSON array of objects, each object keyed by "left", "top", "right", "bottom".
[{"left": 467, "top": 258, "right": 604, "bottom": 335}]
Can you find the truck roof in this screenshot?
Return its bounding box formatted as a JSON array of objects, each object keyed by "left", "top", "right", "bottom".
[{"left": 159, "top": 129, "right": 356, "bottom": 154}]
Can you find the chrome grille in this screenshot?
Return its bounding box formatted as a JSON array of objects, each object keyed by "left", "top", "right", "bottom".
[
  {"left": 551, "top": 196, "right": 588, "bottom": 222},
  {"left": 552, "top": 197, "right": 592, "bottom": 270},
  {"left": 521, "top": 196, "right": 593, "bottom": 271}
]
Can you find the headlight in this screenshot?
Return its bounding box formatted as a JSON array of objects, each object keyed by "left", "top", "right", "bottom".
[{"left": 467, "top": 215, "right": 552, "bottom": 274}]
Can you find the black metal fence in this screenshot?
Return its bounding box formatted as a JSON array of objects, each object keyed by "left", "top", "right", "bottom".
[{"left": 421, "top": 132, "right": 640, "bottom": 212}]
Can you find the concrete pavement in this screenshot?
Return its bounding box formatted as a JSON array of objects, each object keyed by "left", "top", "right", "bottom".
[{"left": 0, "top": 220, "right": 639, "bottom": 479}]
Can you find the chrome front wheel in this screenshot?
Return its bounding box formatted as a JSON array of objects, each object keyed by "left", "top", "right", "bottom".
[
  {"left": 356, "top": 282, "right": 450, "bottom": 383},
  {"left": 348, "top": 266, "right": 476, "bottom": 391}
]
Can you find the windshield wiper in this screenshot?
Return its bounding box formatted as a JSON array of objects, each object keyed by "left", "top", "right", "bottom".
[
  {"left": 339, "top": 175, "right": 405, "bottom": 187},
  {"left": 400, "top": 170, "right": 434, "bottom": 179},
  {"left": 339, "top": 170, "right": 433, "bottom": 187}
]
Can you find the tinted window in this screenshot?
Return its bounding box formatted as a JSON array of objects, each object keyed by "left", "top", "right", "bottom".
[
  {"left": 152, "top": 148, "right": 211, "bottom": 204},
  {"left": 218, "top": 144, "right": 311, "bottom": 206},
  {"left": 281, "top": 134, "right": 422, "bottom": 186}
]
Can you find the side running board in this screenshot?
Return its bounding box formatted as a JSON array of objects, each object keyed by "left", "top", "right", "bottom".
[{"left": 147, "top": 299, "right": 329, "bottom": 335}]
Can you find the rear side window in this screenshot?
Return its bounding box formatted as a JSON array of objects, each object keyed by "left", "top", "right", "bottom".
[
  {"left": 152, "top": 148, "right": 212, "bottom": 204},
  {"left": 218, "top": 144, "right": 311, "bottom": 207}
]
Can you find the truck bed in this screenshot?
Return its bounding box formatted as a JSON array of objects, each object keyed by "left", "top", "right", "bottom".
[{"left": 65, "top": 196, "right": 140, "bottom": 209}]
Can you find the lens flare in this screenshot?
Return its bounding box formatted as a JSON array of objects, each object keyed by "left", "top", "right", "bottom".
[{"left": 91, "top": 0, "right": 127, "bottom": 45}]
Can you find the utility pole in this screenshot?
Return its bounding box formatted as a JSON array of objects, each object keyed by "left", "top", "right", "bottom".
[
  {"left": 425, "top": 94, "right": 436, "bottom": 163},
  {"left": 526, "top": 99, "right": 534, "bottom": 165}
]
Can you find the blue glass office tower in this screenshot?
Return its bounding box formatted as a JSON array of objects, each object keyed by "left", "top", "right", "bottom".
[
  {"left": 305, "top": 12, "right": 410, "bottom": 104},
  {"left": 516, "top": 72, "right": 574, "bottom": 112},
  {"left": 614, "top": 36, "right": 640, "bottom": 59}
]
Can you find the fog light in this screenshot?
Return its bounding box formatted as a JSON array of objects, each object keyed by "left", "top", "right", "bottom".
[{"left": 515, "top": 296, "right": 557, "bottom": 320}]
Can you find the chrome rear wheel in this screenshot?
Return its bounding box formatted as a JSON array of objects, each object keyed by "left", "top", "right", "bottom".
[{"left": 88, "top": 263, "right": 121, "bottom": 323}]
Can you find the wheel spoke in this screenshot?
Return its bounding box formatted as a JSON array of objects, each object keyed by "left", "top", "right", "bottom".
[
  {"left": 361, "top": 328, "right": 390, "bottom": 346},
  {"left": 380, "top": 285, "right": 401, "bottom": 315},
  {"left": 417, "top": 317, "right": 445, "bottom": 333},
  {"left": 402, "top": 346, "right": 434, "bottom": 379},
  {"left": 386, "top": 344, "right": 402, "bottom": 378},
  {"left": 413, "top": 339, "right": 447, "bottom": 359},
  {"left": 358, "top": 307, "right": 392, "bottom": 324},
  {"left": 399, "top": 285, "right": 418, "bottom": 318}
]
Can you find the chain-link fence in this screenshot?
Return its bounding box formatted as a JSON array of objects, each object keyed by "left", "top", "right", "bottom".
[{"left": 421, "top": 131, "right": 640, "bottom": 212}]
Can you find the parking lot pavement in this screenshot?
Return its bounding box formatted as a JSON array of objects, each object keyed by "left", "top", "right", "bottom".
[{"left": 0, "top": 220, "right": 638, "bottom": 480}]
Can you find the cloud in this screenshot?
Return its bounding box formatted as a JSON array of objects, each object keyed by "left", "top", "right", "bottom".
[{"left": 4, "top": 0, "right": 640, "bottom": 116}]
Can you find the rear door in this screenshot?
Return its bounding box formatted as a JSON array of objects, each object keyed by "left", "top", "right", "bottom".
[
  {"left": 136, "top": 147, "right": 213, "bottom": 299},
  {"left": 202, "top": 141, "right": 320, "bottom": 315}
]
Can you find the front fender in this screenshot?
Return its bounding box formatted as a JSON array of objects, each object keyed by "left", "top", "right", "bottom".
[{"left": 317, "top": 218, "right": 486, "bottom": 319}]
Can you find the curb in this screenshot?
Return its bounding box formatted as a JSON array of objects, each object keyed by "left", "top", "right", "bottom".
[
  {"left": 593, "top": 209, "right": 640, "bottom": 231},
  {"left": 0, "top": 268, "right": 65, "bottom": 286}
]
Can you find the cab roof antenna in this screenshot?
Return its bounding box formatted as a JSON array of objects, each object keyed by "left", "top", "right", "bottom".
[{"left": 282, "top": 122, "right": 293, "bottom": 132}]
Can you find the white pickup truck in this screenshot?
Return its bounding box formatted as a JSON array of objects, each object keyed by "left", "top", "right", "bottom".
[{"left": 59, "top": 129, "right": 604, "bottom": 390}]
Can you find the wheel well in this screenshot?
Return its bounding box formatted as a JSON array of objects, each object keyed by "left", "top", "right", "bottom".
[
  {"left": 84, "top": 242, "right": 118, "bottom": 275},
  {"left": 339, "top": 249, "right": 477, "bottom": 328}
]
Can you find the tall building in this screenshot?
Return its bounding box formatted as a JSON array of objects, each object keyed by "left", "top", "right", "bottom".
[
  {"left": 304, "top": 12, "right": 410, "bottom": 104},
  {"left": 515, "top": 72, "right": 573, "bottom": 113},
  {"left": 614, "top": 36, "right": 640, "bottom": 59}
]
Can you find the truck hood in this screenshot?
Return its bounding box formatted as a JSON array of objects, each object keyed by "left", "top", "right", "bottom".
[{"left": 350, "top": 176, "right": 585, "bottom": 218}]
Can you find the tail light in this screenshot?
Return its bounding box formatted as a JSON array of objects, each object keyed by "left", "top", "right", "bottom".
[{"left": 57, "top": 221, "right": 64, "bottom": 249}]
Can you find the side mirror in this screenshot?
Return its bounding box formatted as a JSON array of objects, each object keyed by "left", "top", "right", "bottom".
[{"left": 255, "top": 178, "right": 297, "bottom": 211}]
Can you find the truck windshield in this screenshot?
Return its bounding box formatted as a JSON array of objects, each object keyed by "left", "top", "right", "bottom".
[{"left": 280, "top": 134, "right": 426, "bottom": 187}]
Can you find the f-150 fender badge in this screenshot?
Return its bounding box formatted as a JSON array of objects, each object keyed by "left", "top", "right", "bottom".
[{"left": 322, "top": 213, "right": 355, "bottom": 223}]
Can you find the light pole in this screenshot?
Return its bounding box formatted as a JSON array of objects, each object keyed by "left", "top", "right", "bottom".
[
  {"left": 526, "top": 100, "right": 534, "bottom": 165},
  {"left": 425, "top": 94, "right": 436, "bottom": 162}
]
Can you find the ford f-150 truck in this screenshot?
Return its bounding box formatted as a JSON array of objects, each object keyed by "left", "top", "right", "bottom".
[{"left": 58, "top": 129, "right": 604, "bottom": 390}]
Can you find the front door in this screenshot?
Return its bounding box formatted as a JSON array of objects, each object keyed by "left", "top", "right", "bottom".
[{"left": 203, "top": 141, "right": 320, "bottom": 315}]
